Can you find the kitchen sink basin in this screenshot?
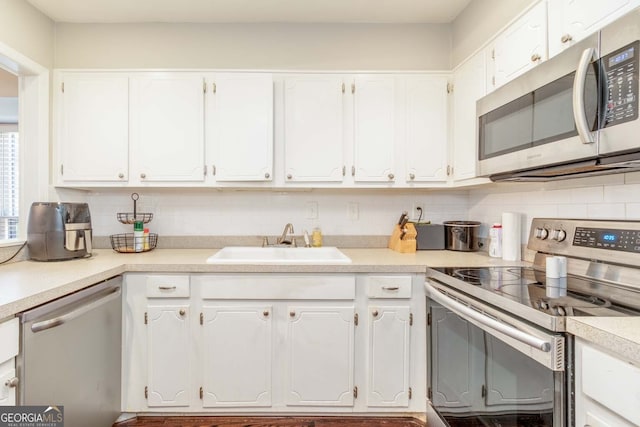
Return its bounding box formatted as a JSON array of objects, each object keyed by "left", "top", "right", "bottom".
[{"left": 206, "top": 246, "right": 352, "bottom": 264}]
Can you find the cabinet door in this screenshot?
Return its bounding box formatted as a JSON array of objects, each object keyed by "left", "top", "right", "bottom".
[
  {"left": 452, "top": 53, "right": 486, "bottom": 181},
  {"left": 130, "top": 74, "right": 205, "bottom": 183},
  {"left": 404, "top": 76, "right": 448, "bottom": 183},
  {"left": 549, "top": 0, "right": 638, "bottom": 57},
  {"left": 492, "top": 1, "right": 547, "bottom": 88},
  {"left": 430, "top": 305, "right": 484, "bottom": 412},
  {"left": 285, "top": 305, "right": 355, "bottom": 406},
  {"left": 0, "top": 360, "right": 15, "bottom": 406},
  {"left": 484, "top": 335, "right": 554, "bottom": 407},
  {"left": 284, "top": 75, "right": 345, "bottom": 182},
  {"left": 147, "top": 304, "right": 191, "bottom": 407},
  {"left": 353, "top": 75, "right": 396, "bottom": 183},
  {"left": 59, "top": 74, "right": 129, "bottom": 182},
  {"left": 209, "top": 73, "right": 273, "bottom": 182},
  {"left": 201, "top": 305, "right": 272, "bottom": 407},
  {"left": 367, "top": 305, "right": 411, "bottom": 407}
]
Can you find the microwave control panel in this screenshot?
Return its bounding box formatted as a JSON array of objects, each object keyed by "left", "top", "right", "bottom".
[{"left": 602, "top": 40, "right": 639, "bottom": 127}]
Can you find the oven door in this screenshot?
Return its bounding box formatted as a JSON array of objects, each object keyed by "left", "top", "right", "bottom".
[{"left": 425, "top": 278, "right": 567, "bottom": 427}]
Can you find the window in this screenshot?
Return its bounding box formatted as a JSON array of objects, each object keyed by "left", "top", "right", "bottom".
[{"left": 0, "top": 130, "right": 18, "bottom": 239}]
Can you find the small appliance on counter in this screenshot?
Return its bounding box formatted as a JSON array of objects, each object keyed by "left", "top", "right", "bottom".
[
  {"left": 414, "top": 223, "right": 445, "bottom": 250},
  {"left": 27, "top": 202, "right": 93, "bottom": 261}
]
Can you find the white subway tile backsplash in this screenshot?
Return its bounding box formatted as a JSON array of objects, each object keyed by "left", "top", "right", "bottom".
[
  {"left": 587, "top": 203, "right": 626, "bottom": 219},
  {"left": 625, "top": 203, "right": 640, "bottom": 219},
  {"left": 603, "top": 184, "right": 640, "bottom": 203}
]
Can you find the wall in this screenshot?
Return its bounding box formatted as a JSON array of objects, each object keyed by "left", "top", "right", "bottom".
[
  {"left": 451, "top": 0, "right": 535, "bottom": 66},
  {"left": 85, "top": 189, "right": 469, "bottom": 239},
  {"left": 0, "top": 68, "right": 18, "bottom": 96},
  {"left": 468, "top": 173, "right": 640, "bottom": 243},
  {"left": 0, "top": 0, "right": 54, "bottom": 69},
  {"left": 54, "top": 23, "right": 451, "bottom": 70}
]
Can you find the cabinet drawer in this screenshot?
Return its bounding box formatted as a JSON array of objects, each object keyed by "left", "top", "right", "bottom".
[
  {"left": 366, "top": 276, "right": 412, "bottom": 298},
  {"left": 195, "top": 274, "right": 355, "bottom": 300},
  {"left": 146, "top": 275, "right": 190, "bottom": 298},
  {"left": 0, "top": 318, "right": 18, "bottom": 364},
  {"left": 582, "top": 343, "right": 640, "bottom": 426}
]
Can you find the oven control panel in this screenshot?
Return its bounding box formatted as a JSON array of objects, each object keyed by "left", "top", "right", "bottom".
[
  {"left": 573, "top": 227, "right": 640, "bottom": 252},
  {"left": 528, "top": 218, "right": 640, "bottom": 264}
]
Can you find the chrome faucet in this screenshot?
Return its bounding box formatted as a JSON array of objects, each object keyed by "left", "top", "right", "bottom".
[{"left": 277, "top": 223, "right": 296, "bottom": 246}]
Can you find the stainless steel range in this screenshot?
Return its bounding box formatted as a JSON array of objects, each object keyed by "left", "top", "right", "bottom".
[{"left": 425, "top": 218, "right": 640, "bottom": 427}]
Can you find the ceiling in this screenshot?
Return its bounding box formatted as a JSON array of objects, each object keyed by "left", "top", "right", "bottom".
[{"left": 26, "top": 0, "right": 473, "bottom": 24}]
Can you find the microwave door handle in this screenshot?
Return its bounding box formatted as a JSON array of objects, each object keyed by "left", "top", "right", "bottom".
[
  {"left": 425, "top": 283, "right": 551, "bottom": 352},
  {"left": 573, "top": 47, "right": 597, "bottom": 144}
]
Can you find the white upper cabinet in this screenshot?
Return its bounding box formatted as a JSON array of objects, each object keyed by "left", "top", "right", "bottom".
[
  {"left": 404, "top": 75, "right": 449, "bottom": 183},
  {"left": 548, "top": 0, "right": 640, "bottom": 58},
  {"left": 452, "top": 52, "right": 487, "bottom": 181},
  {"left": 353, "top": 75, "right": 396, "bottom": 183},
  {"left": 130, "top": 74, "right": 205, "bottom": 183},
  {"left": 207, "top": 73, "right": 273, "bottom": 182},
  {"left": 283, "top": 75, "right": 346, "bottom": 183},
  {"left": 490, "top": 1, "right": 548, "bottom": 89},
  {"left": 58, "top": 74, "right": 129, "bottom": 183}
]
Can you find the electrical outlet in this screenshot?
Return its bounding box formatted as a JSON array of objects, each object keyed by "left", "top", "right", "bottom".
[
  {"left": 305, "top": 201, "right": 318, "bottom": 219},
  {"left": 348, "top": 202, "right": 359, "bottom": 220},
  {"left": 412, "top": 202, "right": 425, "bottom": 221}
]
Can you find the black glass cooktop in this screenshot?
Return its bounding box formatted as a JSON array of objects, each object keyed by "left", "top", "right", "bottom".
[{"left": 432, "top": 266, "right": 640, "bottom": 317}]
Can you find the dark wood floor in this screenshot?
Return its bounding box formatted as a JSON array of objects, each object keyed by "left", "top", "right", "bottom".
[{"left": 114, "top": 416, "right": 426, "bottom": 427}]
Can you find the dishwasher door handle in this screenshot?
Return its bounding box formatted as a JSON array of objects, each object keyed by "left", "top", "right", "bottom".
[{"left": 31, "top": 286, "right": 121, "bottom": 333}]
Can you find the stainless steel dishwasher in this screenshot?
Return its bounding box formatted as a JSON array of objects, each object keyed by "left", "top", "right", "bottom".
[{"left": 17, "top": 276, "right": 122, "bottom": 427}]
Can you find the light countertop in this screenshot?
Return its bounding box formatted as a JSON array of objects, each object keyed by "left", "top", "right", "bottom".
[
  {"left": 0, "top": 248, "right": 522, "bottom": 319},
  {"left": 567, "top": 317, "right": 640, "bottom": 365}
]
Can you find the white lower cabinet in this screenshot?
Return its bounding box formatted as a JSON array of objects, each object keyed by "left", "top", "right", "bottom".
[
  {"left": 123, "top": 273, "right": 426, "bottom": 415},
  {"left": 0, "top": 317, "right": 19, "bottom": 406},
  {"left": 575, "top": 338, "right": 640, "bottom": 427}
]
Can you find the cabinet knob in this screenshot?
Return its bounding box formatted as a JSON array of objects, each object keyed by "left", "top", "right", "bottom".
[
  {"left": 4, "top": 377, "right": 18, "bottom": 388},
  {"left": 561, "top": 34, "right": 573, "bottom": 43},
  {"left": 263, "top": 310, "right": 269, "bottom": 317},
  {"left": 531, "top": 53, "right": 541, "bottom": 62},
  {"left": 372, "top": 310, "right": 379, "bottom": 317},
  {"left": 264, "top": 172, "right": 270, "bottom": 179},
  {"left": 179, "top": 309, "right": 186, "bottom": 316},
  {"left": 140, "top": 173, "right": 146, "bottom": 179},
  {"left": 409, "top": 173, "right": 415, "bottom": 180},
  {"left": 118, "top": 173, "right": 125, "bottom": 179},
  {"left": 287, "top": 174, "right": 292, "bottom": 180},
  {"left": 289, "top": 311, "right": 296, "bottom": 317},
  {"left": 388, "top": 173, "right": 395, "bottom": 180}
]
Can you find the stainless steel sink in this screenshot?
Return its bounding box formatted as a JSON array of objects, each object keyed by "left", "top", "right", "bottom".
[{"left": 206, "top": 246, "right": 352, "bottom": 264}]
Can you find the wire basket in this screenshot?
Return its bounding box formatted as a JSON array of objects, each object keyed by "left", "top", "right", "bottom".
[
  {"left": 117, "top": 193, "right": 154, "bottom": 224},
  {"left": 110, "top": 233, "right": 158, "bottom": 253}
]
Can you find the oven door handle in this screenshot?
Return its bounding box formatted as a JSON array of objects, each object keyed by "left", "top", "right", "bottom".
[
  {"left": 573, "top": 47, "right": 597, "bottom": 144},
  {"left": 426, "top": 283, "right": 551, "bottom": 352}
]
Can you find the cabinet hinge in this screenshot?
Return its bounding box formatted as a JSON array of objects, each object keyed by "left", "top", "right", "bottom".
[
  {"left": 342, "top": 165, "right": 346, "bottom": 176},
  {"left": 354, "top": 313, "right": 359, "bottom": 326},
  {"left": 446, "top": 83, "right": 453, "bottom": 94},
  {"left": 427, "top": 312, "right": 432, "bottom": 326},
  {"left": 200, "top": 386, "right": 204, "bottom": 399},
  {"left": 353, "top": 386, "right": 358, "bottom": 398},
  {"left": 481, "top": 385, "right": 487, "bottom": 398},
  {"left": 491, "top": 76, "right": 496, "bottom": 86},
  {"left": 212, "top": 82, "right": 217, "bottom": 93},
  {"left": 351, "top": 82, "right": 355, "bottom": 94},
  {"left": 203, "top": 81, "right": 207, "bottom": 93},
  {"left": 409, "top": 387, "right": 413, "bottom": 399},
  {"left": 144, "top": 312, "right": 148, "bottom": 325},
  {"left": 409, "top": 313, "right": 413, "bottom": 326},
  {"left": 427, "top": 387, "right": 432, "bottom": 400},
  {"left": 60, "top": 164, "right": 64, "bottom": 176},
  {"left": 204, "top": 165, "right": 207, "bottom": 176},
  {"left": 144, "top": 386, "right": 148, "bottom": 399},
  {"left": 200, "top": 312, "right": 204, "bottom": 325},
  {"left": 351, "top": 165, "right": 355, "bottom": 176},
  {"left": 341, "top": 83, "right": 345, "bottom": 93},
  {"left": 491, "top": 49, "right": 495, "bottom": 59},
  {"left": 61, "top": 82, "right": 64, "bottom": 93},
  {"left": 446, "top": 165, "right": 451, "bottom": 176},
  {"left": 212, "top": 165, "right": 216, "bottom": 176}
]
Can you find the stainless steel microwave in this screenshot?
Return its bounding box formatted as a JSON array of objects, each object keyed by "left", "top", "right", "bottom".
[{"left": 477, "top": 8, "right": 640, "bottom": 181}]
